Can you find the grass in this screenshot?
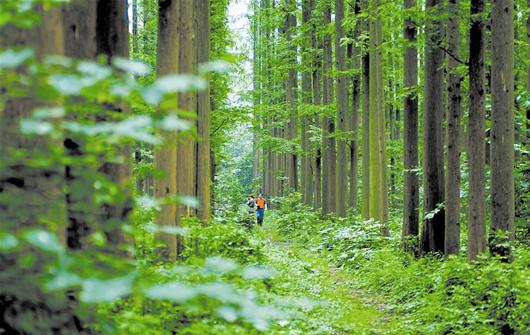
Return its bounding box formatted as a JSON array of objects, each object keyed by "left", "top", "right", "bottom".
[{"left": 255, "top": 222, "right": 392, "bottom": 335}]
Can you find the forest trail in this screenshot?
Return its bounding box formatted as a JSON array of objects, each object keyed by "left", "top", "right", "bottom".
[{"left": 256, "top": 222, "right": 393, "bottom": 334}]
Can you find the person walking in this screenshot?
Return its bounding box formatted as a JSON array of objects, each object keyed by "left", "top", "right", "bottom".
[
  {"left": 247, "top": 195, "right": 256, "bottom": 214},
  {"left": 255, "top": 194, "right": 267, "bottom": 226}
]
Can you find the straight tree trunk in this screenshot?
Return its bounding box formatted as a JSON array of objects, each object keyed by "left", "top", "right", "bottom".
[
  {"left": 402, "top": 0, "right": 419, "bottom": 252},
  {"left": 321, "top": 4, "right": 336, "bottom": 216},
  {"left": 444, "top": 0, "right": 462, "bottom": 256},
  {"left": 368, "top": 0, "right": 387, "bottom": 233},
  {"left": 361, "top": 2, "right": 370, "bottom": 219},
  {"left": 0, "top": 5, "right": 65, "bottom": 234},
  {"left": 421, "top": 0, "right": 445, "bottom": 254},
  {"left": 312, "top": 1, "right": 323, "bottom": 209},
  {"left": 490, "top": 0, "right": 515, "bottom": 256},
  {"left": 62, "top": 1, "right": 98, "bottom": 250},
  {"left": 176, "top": 0, "right": 196, "bottom": 232},
  {"left": 285, "top": 0, "right": 298, "bottom": 192},
  {"left": 335, "top": 0, "right": 348, "bottom": 217},
  {"left": 153, "top": 0, "right": 179, "bottom": 260},
  {"left": 196, "top": 0, "right": 211, "bottom": 220},
  {"left": 132, "top": 0, "right": 139, "bottom": 54},
  {"left": 467, "top": 0, "right": 487, "bottom": 260},
  {"left": 96, "top": 0, "right": 133, "bottom": 254},
  {"left": 348, "top": 2, "right": 361, "bottom": 210},
  {"left": 301, "top": 0, "right": 314, "bottom": 205}
]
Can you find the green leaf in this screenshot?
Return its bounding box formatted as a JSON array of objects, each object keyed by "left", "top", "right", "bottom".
[
  {"left": 77, "top": 61, "right": 112, "bottom": 82},
  {"left": 0, "top": 48, "right": 33, "bottom": 68},
  {"left": 199, "top": 60, "right": 232, "bottom": 74},
  {"left": 45, "top": 270, "right": 82, "bottom": 291},
  {"left": 112, "top": 57, "right": 151, "bottom": 76},
  {"left": 80, "top": 273, "right": 135, "bottom": 303},
  {"left": 204, "top": 256, "right": 239, "bottom": 274},
  {"left": 242, "top": 265, "right": 275, "bottom": 280},
  {"left": 48, "top": 74, "right": 89, "bottom": 95},
  {"left": 23, "top": 229, "right": 64, "bottom": 253},
  {"left": 20, "top": 119, "right": 53, "bottom": 135},
  {"left": 176, "top": 196, "right": 200, "bottom": 209},
  {"left": 158, "top": 114, "right": 192, "bottom": 131},
  {"left": 33, "top": 107, "right": 65, "bottom": 119},
  {"left": 145, "top": 281, "right": 196, "bottom": 302},
  {"left": 0, "top": 232, "right": 18, "bottom": 251}
]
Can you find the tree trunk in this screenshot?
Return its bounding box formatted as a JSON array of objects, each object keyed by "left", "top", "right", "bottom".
[
  {"left": 132, "top": 0, "right": 139, "bottom": 54},
  {"left": 196, "top": 0, "right": 211, "bottom": 221},
  {"left": 284, "top": 0, "right": 298, "bottom": 192},
  {"left": 348, "top": 1, "right": 361, "bottom": 210},
  {"left": 361, "top": 2, "right": 370, "bottom": 219},
  {"left": 176, "top": 0, "right": 196, "bottom": 234},
  {"left": 335, "top": 0, "right": 348, "bottom": 217},
  {"left": 467, "top": 0, "right": 487, "bottom": 260},
  {"left": 153, "top": 0, "right": 179, "bottom": 260},
  {"left": 321, "top": 4, "right": 336, "bottom": 216},
  {"left": 402, "top": 0, "right": 419, "bottom": 252},
  {"left": 444, "top": 0, "right": 462, "bottom": 256},
  {"left": 301, "top": 0, "right": 314, "bottom": 205},
  {"left": 490, "top": 0, "right": 514, "bottom": 257},
  {"left": 312, "top": 1, "right": 323, "bottom": 209},
  {"left": 421, "top": 0, "right": 445, "bottom": 254},
  {"left": 368, "top": 0, "right": 387, "bottom": 234},
  {"left": 0, "top": 5, "right": 65, "bottom": 235},
  {"left": 62, "top": 1, "right": 98, "bottom": 250}
]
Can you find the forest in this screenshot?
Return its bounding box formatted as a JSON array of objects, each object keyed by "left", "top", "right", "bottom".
[{"left": 0, "top": 0, "right": 529, "bottom": 334}]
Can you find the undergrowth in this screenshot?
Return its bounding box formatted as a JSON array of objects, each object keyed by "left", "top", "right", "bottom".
[{"left": 271, "top": 193, "right": 530, "bottom": 335}]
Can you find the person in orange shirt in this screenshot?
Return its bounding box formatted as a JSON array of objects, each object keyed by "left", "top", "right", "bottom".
[{"left": 255, "top": 193, "right": 267, "bottom": 226}]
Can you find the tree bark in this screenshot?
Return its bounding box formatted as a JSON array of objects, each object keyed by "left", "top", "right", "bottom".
[
  {"left": 467, "top": 0, "right": 487, "bottom": 260},
  {"left": 490, "top": 0, "right": 514, "bottom": 256},
  {"left": 335, "top": 0, "right": 348, "bottom": 217},
  {"left": 301, "top": 0, "right": 314, "bottom": 205},
  {"left": 402, "top": 0, "right": 419, "bottom": 252},
  {"left": 361, "top": 1, "right": 370, "bottom": 219},
  {"left": 348, "top": 1, "right": 361, "bottom": 210},
  {"left": 321, "top": 3, "right": 336, "bottom": 216},
  {"left": 421, "top": 0, "right": 445, "bottom": 254},
  {"left": 0, "top": 5, "right": 65, "bottom": 235},
  {"left": 444, "top": 0, "right": 462, "bottom": 256},
  {"left": 153, "top": 0, "right": 179, "bottom": 260},
  {"left": 196, "top": 0, "right": 211, "bottom": 221},
  {"left": 176, "top": 0, "right": 196, "bottom": 234},
  {"left": 284, "top": 0, "right": 298, "bottom": 192},
  {"left": 368, "top": 0, "right": 387, "bottom": 234},
  {"left": 62, "top": 1, "right": 98, "bottom": 250}
]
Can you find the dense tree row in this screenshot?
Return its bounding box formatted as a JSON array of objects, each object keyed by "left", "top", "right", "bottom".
[{"left": 251, "top": 0, "right": 529, "bottom": 258}]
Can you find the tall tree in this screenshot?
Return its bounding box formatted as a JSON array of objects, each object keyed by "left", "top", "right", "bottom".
[
  {"left": 490, "top": 0, "right": 514, "bottom": 255},
  {"left": 196, "top": 0, "right": 212, "bottom": 220},
  {"left": 444, "top": 0, "right": 462, "bottom": 255},
  {"left": 312, "top": 3, "right": 323, "bottom": 209},
  {"left": 368, "top": 0, "right": 388, "bottom": 232},
  {"left": 348, "top": 0, "right": 362, "bottom": 210},
  {"left": 284, "top": 0, "right": 298, "bottom": 192},
  {"left": 153, "top": 0, "right": 179, "bottom": 260},
  {"left": 62, "top": 1, "right": 98, "bottom": 250},
  {"left": 421, "top": 0, "right": 445, "bottom": 254},
  {"left": 321, "top": 3, "right": 336, "bottom": 215},
  {"left": 301, "top": 0, "right": 314, "bottom": 205},
  {"left": 335, "top": 0, "right": 348, "bottom": 216},
  {"left": 402, "top": 0, "right": 419, "bottom": 252},
  {"left": 176, "top": 0, "right": 196, "bottom": 230},
  {"left": 467, "top": 0, "right": 487, "bottom": 260},
  {"left": 361, "top": 0, "right": 370, "bottom": 219},
  {"left": 0, "top": 5, "right": 65, "bottom": 235}
]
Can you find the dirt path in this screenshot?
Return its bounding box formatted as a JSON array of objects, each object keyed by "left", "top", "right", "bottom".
[{"left": 257, "top": 225, "right": 391, "bottom": 335}]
